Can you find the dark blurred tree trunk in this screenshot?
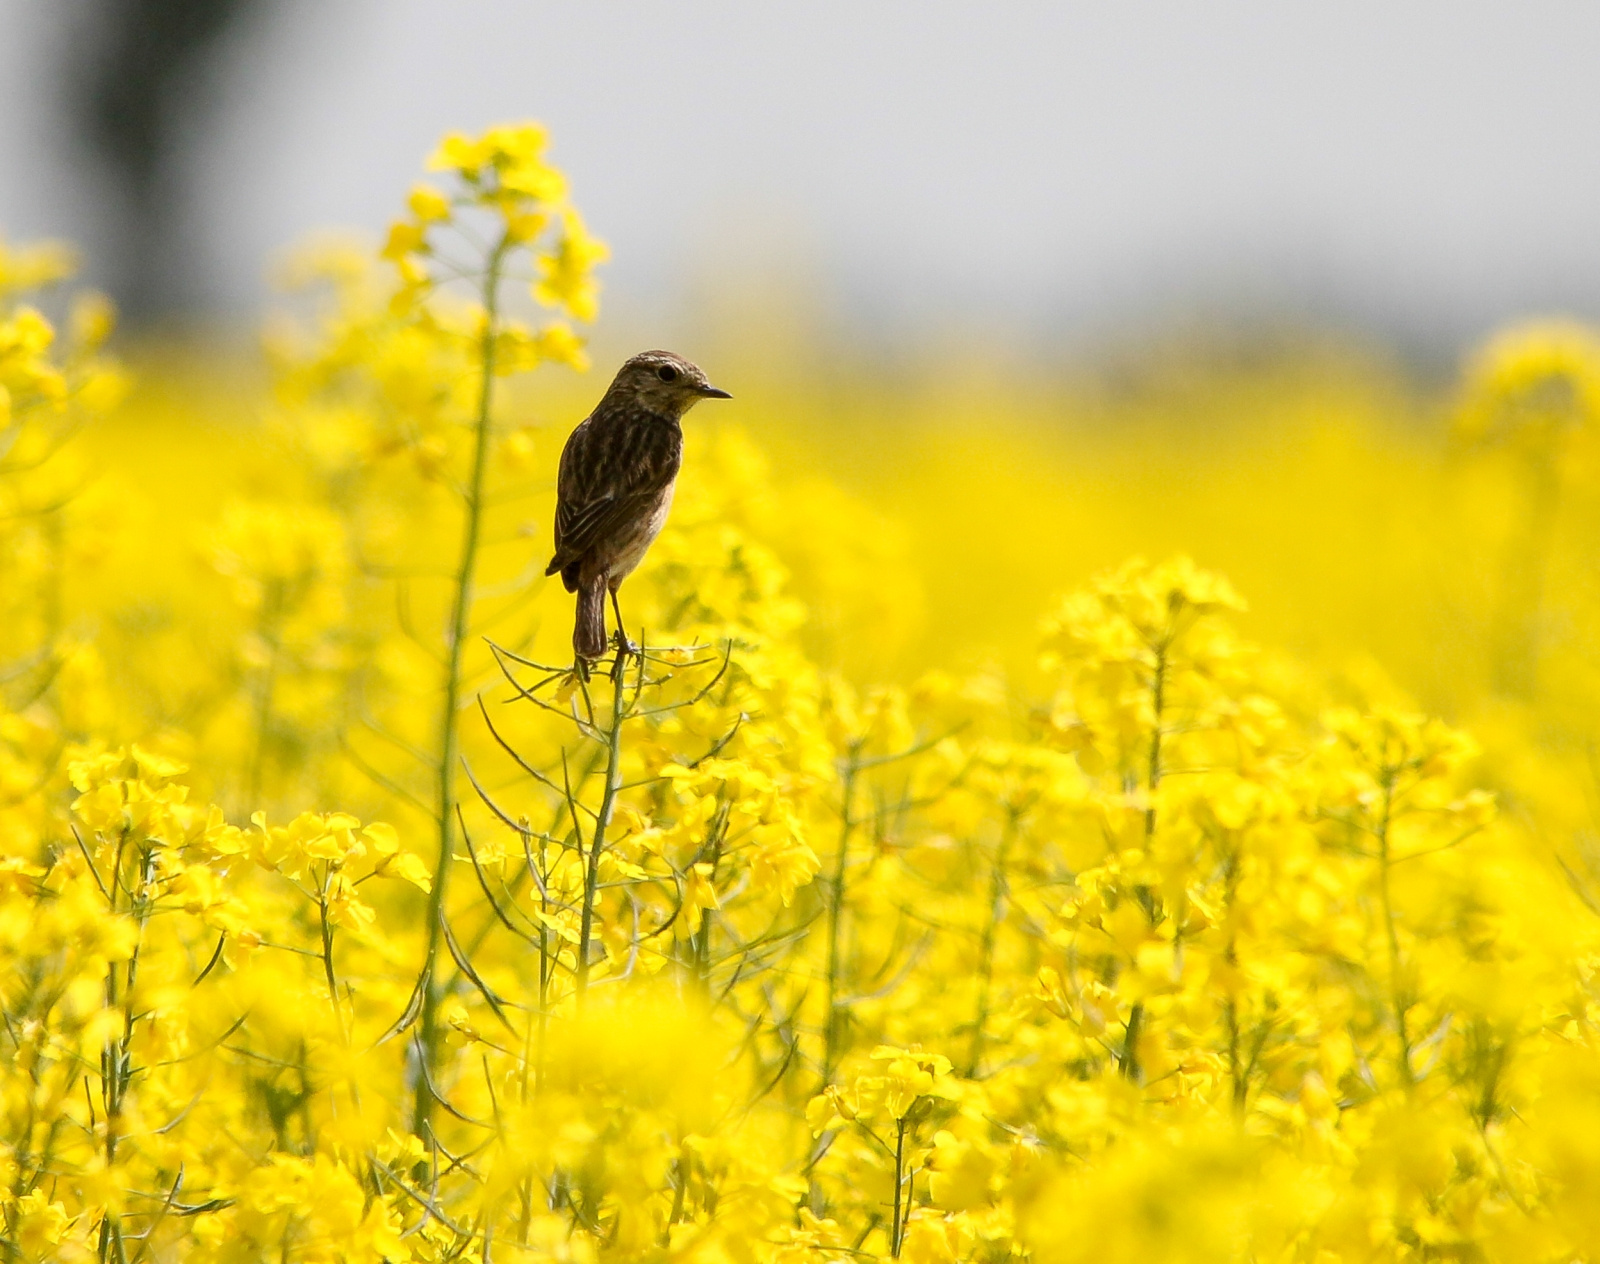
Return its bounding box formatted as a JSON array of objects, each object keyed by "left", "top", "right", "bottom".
[{"left": 63, "top": 0, "right": 271, "bottom": 324}]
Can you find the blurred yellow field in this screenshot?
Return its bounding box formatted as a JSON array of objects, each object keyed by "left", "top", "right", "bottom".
[{"left": 3, "top": 125, "right": 1600, "bottom": 1261}]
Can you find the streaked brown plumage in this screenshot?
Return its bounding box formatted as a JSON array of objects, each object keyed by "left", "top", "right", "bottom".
[{"left": 546, "top": 350, "right": 731, "bottom": 660}]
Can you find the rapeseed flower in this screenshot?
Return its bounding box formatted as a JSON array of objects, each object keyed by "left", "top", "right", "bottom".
[{"left": 0, "top": 122, "right": 1597, "bottom": 1263}]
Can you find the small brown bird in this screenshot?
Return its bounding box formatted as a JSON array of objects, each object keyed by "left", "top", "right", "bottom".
[{"left": 546, "top": 350, "right": 731, "bottom": 660}]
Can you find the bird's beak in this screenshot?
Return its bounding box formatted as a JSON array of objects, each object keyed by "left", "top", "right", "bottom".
[{"left": 699, "top": 384, "right": 733, "bottom": 399}]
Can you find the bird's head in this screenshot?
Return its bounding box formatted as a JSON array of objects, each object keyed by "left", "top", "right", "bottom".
[{"left": 606, "top": 350, "right": 731, "bottom": 417}]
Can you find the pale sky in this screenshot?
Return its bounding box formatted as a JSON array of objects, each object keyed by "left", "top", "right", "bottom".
[{"left": 2, "top": 1, "right": 1599, "bottom": 349}]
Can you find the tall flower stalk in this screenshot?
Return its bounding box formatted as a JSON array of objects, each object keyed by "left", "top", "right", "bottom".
[
  {"left": 1454, "top": 320, "right": 1600, "bottom": 698},
  {"left": 414, "top": 234, "right": 508, "bottom": 1128},
  {"left": 0, "top": 241, "right": 122, "bottom": 716},
  {"left": 343, "top": 124, "right": 607, "bottom": 1137}
]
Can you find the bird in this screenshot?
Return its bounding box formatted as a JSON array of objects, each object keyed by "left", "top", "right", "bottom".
[{"left": 546, "top": 350, "right": 731, "bottom": 662}]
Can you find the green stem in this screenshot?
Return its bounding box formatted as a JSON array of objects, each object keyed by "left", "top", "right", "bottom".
[
  {"left": 965, "top": 812, "right": 1015, "bottom": 1077},
  {"left": 891, "top": 1115, "right": 908, "bottom": 1257},
  {"left": 317, "top": 871, "right": 344, "bottom": 1038},
  {"left": 576, "top": 643, "right": 628, "bottom": 1000},
  {"left": 530, "top": 821, "right": 551, "bottom": 1099},
  {"left": 1221, "top": 839, "right": 1245, "bottom": 1112},
  {"left": 412, "top": 233, "right": 509, "bottom": 1139},
  {"left": 691, "top": 822, "right": 724, "bottom": 997},
  {"left": 822, "top": 747, "right": 862, "bottom": 1087},
  {"left": 100, "top": 838, "right": 152, "bottom": 1264},
  {"left": 1376, "top": 768, "right": 1413, "bottom": 1088},
  {"left": 1145, "top": 642, "right": 1166, "bottom": 840},
  {"left": 1122, "top": 637, "right": 1168, "bottom": 1082}
]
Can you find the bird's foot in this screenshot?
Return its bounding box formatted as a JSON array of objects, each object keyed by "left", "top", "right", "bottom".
[{"left": 613, "top": 631, "right": 641, "bottom": 657}]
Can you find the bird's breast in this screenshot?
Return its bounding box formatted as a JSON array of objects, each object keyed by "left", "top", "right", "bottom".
[{"left": 607, "top": 478, "right": 676, "bottom": 587}]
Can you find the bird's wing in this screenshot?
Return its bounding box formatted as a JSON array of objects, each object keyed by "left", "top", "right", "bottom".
[
  {"left": 545, "top": 490, "right": 658, "bottom": 577},
  {"left": 546, "top": 408, "right": 680, "bottom": 577}
]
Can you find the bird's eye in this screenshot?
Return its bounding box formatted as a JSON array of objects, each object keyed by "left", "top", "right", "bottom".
[{"left": 656, "top": 365, "right": 679, "bottom": 383}]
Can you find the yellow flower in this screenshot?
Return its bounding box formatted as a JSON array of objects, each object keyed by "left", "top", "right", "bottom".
[
  {"left": 68, "top": 292, "right": 116, "bottom": 349},
  {"left": 13, "top": 1189, "right": 70, "bottom": 1254},
  {"left": 428, "top": 130, "right": 490, "bottom": 176},
  {"left": 375, "top": 849, "right": 433, "bottom": 892},
  {"left": 380, "top": 219, "right": 427, "bottom": 261},
  {"left": 406, "top": 183, "right": 452, "bottom": 223},
  {"left": 535, "top": 211, "right": 608, "bottom": 321},
  {"left": 1458, "top": 317, "right": 1600, "bottom": 442},
  {"left": 132, "top": 743, "right": 188, "bottom": 783},
  {"left": 324, "top": 872, "right": 376, "bottom": 930},
  {"left": 681, "top": 861, "right": 721, "bottom": 935},
  {"left": 535, "top": 320, "right": 589, "bottom": 368},
  {"left": 0, "top": 235, "right": 78, "bottom": 293}
]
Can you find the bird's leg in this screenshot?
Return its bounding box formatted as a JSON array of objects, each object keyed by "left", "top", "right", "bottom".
[{"left": 609, "top": 588, "right": 640, "bottom": 656}]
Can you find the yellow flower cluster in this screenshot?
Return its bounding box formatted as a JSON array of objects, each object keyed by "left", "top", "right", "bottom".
[
  {"left": 1456, "top": 317, "right": 1600, "bottom": 449},
  {"left": 0, "top": 238, "right": 126, "bottom": 750},
  {"left": 0, "top": 123, "right": 1598, "bottom": 1263}
]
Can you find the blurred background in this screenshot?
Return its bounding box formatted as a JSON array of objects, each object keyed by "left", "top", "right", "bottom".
[
  {"left": 5, "top": 0, "right": 1600, "bottom": 713},
  {"left": 4, "top": 0, "right": 1600, "bottom": 355}
]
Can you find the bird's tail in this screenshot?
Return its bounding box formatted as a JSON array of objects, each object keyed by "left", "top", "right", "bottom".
[{"left": 574, "top": 577, "right": 608, "bottom": 660}]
